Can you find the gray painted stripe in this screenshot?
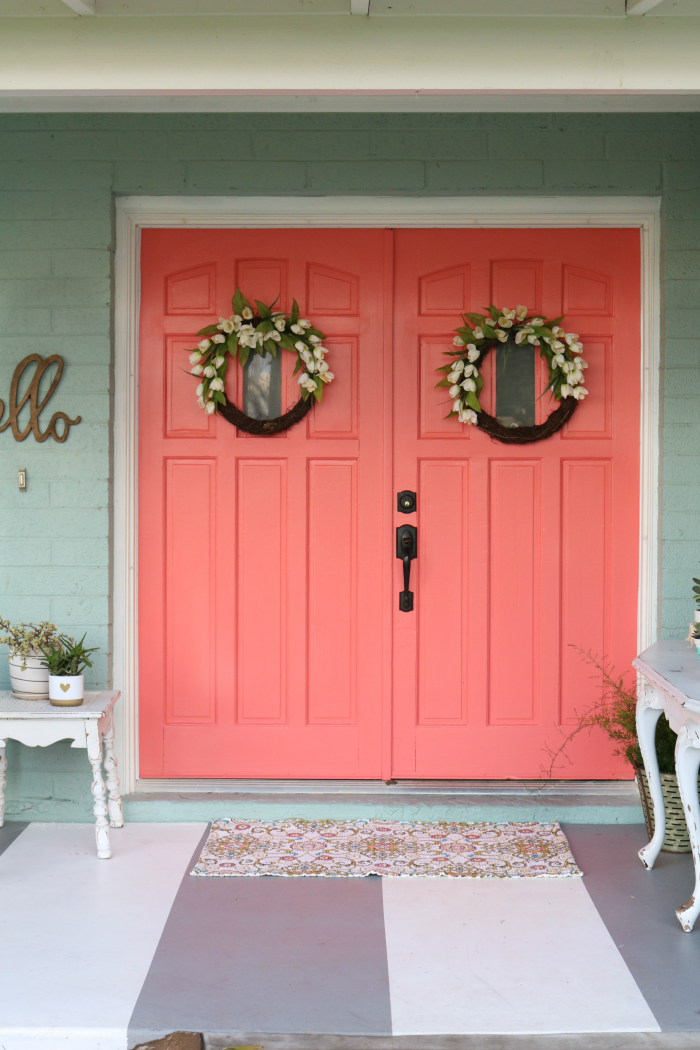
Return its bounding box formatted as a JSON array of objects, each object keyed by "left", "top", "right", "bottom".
[
  {"left": 0, "top": 821, "right": 28, "bottom": 858},
  {"left": 564, "top": 824, "right": 700, "bottom": 1033},
  {"left": 128, "top": 828, "right": 392, "bottom": 1046},
  {"left": 202, "top": 1035, "right": 700, "bottom": 1049}
]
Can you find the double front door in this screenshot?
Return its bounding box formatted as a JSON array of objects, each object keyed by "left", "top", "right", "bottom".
[{"left": 138, "top": 226, "right": 640, "bottom": 780}]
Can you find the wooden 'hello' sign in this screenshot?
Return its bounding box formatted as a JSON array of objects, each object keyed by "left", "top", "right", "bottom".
[{"left": 0, "top": 354, "right": 81, "bottom": 443}]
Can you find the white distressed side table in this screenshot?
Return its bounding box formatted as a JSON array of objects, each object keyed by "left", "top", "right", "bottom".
[
  {"left": 0, "top": 690, "right": 123, "bottom": 859},
  {"left": 634, "top": 641, "right": 700, "bottom": 932}
]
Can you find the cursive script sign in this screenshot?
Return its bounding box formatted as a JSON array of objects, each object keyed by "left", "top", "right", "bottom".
[{"left": 0, "top": 354, "right": 81, "bottom": 443}]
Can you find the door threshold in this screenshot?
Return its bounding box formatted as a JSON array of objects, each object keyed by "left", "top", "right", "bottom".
[{"left": 133, "top": 778, "right": 638, "bottom": 797}]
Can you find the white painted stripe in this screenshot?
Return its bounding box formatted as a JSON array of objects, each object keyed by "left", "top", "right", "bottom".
[
  {"left": 0, "top": 823, "right": 207, "bottom": 1050},
  {"left": 382, "top": 876, "right": 660, "bottom": 1034}
]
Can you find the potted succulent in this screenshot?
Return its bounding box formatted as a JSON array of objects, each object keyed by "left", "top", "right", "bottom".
[
  {"left": 0, "top": 619, "right": 60, "bottom": 700},
  {"left": 546, "top": 646, "right": 690, "bottom": 853},
  {"left": 40, "top": 634, "right": 99, "bottom": 707}
]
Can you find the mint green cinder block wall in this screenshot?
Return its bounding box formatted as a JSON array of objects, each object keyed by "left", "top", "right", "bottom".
[{"left": 0, "top": 110, "right": 697, "bottom": 821}]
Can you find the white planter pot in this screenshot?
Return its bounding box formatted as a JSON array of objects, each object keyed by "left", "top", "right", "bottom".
[
  {"left": 694, "top": 610, "right": 700, "bottom": 624},
  {"left": 48, "top": 674, "right": 84, "bottom": 707},
  {"left": 8, "top": 652, "right": 49, "bottom": 700}
]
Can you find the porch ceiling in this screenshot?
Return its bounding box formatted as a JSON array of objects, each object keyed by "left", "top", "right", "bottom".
[{"left": 4, "top": 0, "right": 700, "bottom": 16}]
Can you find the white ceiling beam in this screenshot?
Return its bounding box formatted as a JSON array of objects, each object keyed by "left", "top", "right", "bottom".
[
  {"left": 351, "top": 0, "right": 370, "bottom": 12},
  {"left": 626, "top": 0, "right": 665, "bottom": 13},
  {"left": 60, "top": 0, "right": 96, "bottom": 13}
]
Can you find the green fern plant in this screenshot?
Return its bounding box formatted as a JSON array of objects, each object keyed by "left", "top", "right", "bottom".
[{"left": 544, "top": 646, "right": 677, "bottom": 777}]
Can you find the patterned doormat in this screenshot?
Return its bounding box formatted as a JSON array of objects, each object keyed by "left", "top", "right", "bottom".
[{"left": 190, "top": 818, "right": 582, "bottom": 878}]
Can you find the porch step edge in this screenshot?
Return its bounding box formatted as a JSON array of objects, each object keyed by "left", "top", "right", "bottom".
[{"left": 120, "top": 792, "right": 644, "bottom": 824}]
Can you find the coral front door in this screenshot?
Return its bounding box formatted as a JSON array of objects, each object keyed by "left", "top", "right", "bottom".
[
  {"left": 139, "top": 228, "right": 391, "bottom": 777},
  {"left": 139, "top": 226, "right": 640, "bottom": 780},
  {"left": 392, "top": 228, "right": 640, "bottom": 779}
]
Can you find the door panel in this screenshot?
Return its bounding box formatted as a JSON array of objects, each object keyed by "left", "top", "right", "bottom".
[
  {"left": 392, "top": 228, "right": 640, "bottom": 779},
  {"left": 139, "top": 228, "right": 390, "bottom": 778}
]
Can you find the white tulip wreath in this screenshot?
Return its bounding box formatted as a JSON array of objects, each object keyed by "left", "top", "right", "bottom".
[
  {"left": 189, "top": 288, "right": 333, "bottom": 416},
  {"left": 436, "top": 304, "right": 588, "bottom": 426}
]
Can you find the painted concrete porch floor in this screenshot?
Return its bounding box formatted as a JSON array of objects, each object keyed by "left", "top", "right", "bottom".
[{"left": 0, "top": 823, "right": 699, "bottom": 1050}]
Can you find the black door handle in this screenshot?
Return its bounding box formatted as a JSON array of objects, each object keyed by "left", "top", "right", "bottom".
[{"left": 396, "top": 524, "right": 417, "bottom": 612}]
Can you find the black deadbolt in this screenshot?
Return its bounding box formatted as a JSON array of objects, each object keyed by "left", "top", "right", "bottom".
[{"left": 397, "top": 490, "right": 417, "bottom": 514}]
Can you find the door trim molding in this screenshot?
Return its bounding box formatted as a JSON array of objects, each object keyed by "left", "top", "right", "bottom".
[{"left": 114, "top": 194, "right": 660, "bottom": 791}]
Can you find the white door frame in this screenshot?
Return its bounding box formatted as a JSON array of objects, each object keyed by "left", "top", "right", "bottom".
[{"left": 114, "top": 194, "right": 661, "bottom": 793}]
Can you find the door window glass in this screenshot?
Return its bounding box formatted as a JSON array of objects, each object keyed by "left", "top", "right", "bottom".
[
  {"left": 495, "top": 343, "right": 536, "bottom": 428},
  {"left": 243, "top": 351, "right": 282, "bottom": 420}
]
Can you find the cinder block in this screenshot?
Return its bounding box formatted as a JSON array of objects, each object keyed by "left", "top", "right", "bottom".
[
  {"left": 51, "top": 307, "right": 110, "bottom": 336},
  {"left": 663, "top": 220, "right": 700, "bottom": 251},
  {"left": 662, "top": 425, "right": 700, "bottom": 455},
  {"left": 368, "top": 131, "right": 430, "bottom": 159},
  {"left": 607, "top": 131, "right": 700, "bottom": 161},
  {"left": 0, "top": 130, "right": 168, "bottom": 162},
  {"left": 253, "top": 131, "right": 370, "bottom": 161},
  {"left": 51, "top": 190, "right": 112, "bottom": 221},
  {"left": 0, "top": 539, "right": 52, "bottom": 566},
  {"left": 51, "top": 538, "right": 109, "bottom": 567},
  {"left": 0, "top": 279, "right": 110, "bottom": 309},
  {"left": 0, "top": 162, "right": 115, "bottom": 192},
  {"left": 0, "top": 219, "right": 111, "bottom": 252},
  {"left": 664, "top": 191, "right": 700, "bottom": 222},
  {"left": 186, "top": 161, "right": 306, "bottom": 191},
  {"left": 49, "top": 478, "right": 108, "bottom": 509},
  {"left": 0, "top": 308, "right": 51, "bottom": 335},
  {"left": 662, "top": 510, "right": 700, "bottom": 540},
  {"left": 663, "top": 397, "right": 700, "bottom": 424},
  {"left": 0, "top": 508, "right": 107, "bottom": 540},
  {"left": 0, "top": 192, "right": 53, "bottom": 221},
  {"left": 662, "top": 454, "right": 700, "bottom": 486},
  {"left": 309, "top": 161, "right": 425, "bottom": 192},
  {"left": 0, "top": 566, "right": 107, "bottom": 597},
  {"left": 0, "top": 252, "right": 52, "bottom": 280},
  {"left": 489, "top": 130, "right": 605, "bottom": 160},
  {"left": 663, "top": 252, "right": 700, "bottom": 280},
  {"left": 544, "top": 160, "right": 662, "bottom": 192},
  {"left": 664, "top": 162, "right": 700, "bottom": 191},
  {"left": 662, "top": 340, "right": 700, "bottom": 368},
  {"left": 664, "top": 368, "right": 700, "bottom": 397},
  {"left": 50, "top": 595, "right": 109, "bottom": 626},
  {"left": 113, "top": 161, "right": 187, "bottom": 193},
  {"left": 425, "top": 160, "right": 542, "bottom": 191},
  {"left": 168, "top": 130, "right": 253, "bottom": 161},
  {"left": 51, "top": 250, "right": 110, "bottom": 280}
]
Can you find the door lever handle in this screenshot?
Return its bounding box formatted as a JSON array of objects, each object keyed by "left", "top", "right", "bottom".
[{"left": 396, "top": 524, "right": 417, "bottom": 612}]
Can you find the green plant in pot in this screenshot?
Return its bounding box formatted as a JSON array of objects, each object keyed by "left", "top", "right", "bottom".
[
  {"left": 0, "top": 620, "right": 60, "bottom": 700},
  {"left": 546, "top": 647, "right": 689, "bottom": 853},
  {"left": 40, "top": 634, "right": 98, "bottom": 707}
]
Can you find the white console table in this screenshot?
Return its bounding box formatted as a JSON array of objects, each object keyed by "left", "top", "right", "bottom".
[
  {"left": 634, "top": 641, "right": 700, "bottom": 932},
  {"left": 0, "top": 690, "right": 123, "bottom": 859}
]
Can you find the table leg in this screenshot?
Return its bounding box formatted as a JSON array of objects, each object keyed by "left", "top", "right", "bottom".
[
  {"left": 102, "top": 716, "right": 124, "bottom": 829},
  {"left": 86, "top": 725, "right": 111, "bottom": 860},
  {"left": 675, "top": 725, "right": 700, "bottom": 932},
  {"left": 0, "top": 741, "right": 6, "bottom": 828},
  {"left": 637, "top": 688, "right": 665, "bottom": 870}
]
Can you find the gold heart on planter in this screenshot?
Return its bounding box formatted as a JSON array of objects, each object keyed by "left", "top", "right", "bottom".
[{"left": 60, "top": 682, "right": 70, "bottom": 692}]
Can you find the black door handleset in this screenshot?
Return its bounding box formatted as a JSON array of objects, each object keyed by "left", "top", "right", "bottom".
[
  {"left": 396, "top": 491, "right": 417, "bottom": 612},
  {"left": 396, "top": 524, "right": 417, "bottom": 612}
]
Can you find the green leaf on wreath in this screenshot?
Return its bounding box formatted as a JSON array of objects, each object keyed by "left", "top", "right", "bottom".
[
  {"left": 227, "top": 334, "right": 238, "bottom": 357},
  {"left": 292, "top": 358, "right": 303, "bottom": 375},
  {"left": 466, "top": 390, "right": 482, "bottom": 412},
  {"left": 213, "top": 391, "right": 226, "bottom": 405},
  {"left": 313, "top": 383, "right": 322, "bottom": 402},
  {"left": 487, "top": 305, "right": 501, "bottom": 322},
  {"left": 255, "top": 300, "right": 272, "bottom": 320},
  {"left": 197, "top": 324, "right": 220, "bottom": 337},
  {"left": 232, "top": 288, "right": 251, "bottom": 316},
  {"left": 290, "top": 298, "right": 300, "bottom": 325},
  {"left": 464, "top": 313, "right": 486, "bottom": 326},
  {"left": 238, "top": 345, "right": 251, "bottom": 368},
  {"left": 435, "top": 377, "right": 452, "bottom": 388}
]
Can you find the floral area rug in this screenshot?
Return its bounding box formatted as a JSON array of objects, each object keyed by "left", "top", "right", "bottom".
[{"left": 190, "top": 818, "right": 582, "bottom": 879}]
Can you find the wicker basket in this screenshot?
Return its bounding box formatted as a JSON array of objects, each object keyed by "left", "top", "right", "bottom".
[{"left": 634, "top": 764, "right": 699, "bottom": 853}]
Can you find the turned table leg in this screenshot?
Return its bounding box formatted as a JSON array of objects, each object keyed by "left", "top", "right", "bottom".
[
  {"left": 102, "top": 715, "right": 124, "bottom": 829},
  {"left": 87, "top": 725, "right": 111, "bottom": 860},
  {"left": 0, "top": 741, "right": 6, "bottom": 828},
  {"left": 675, "top": 724, "right": 700, "bottom": 932},
  {"left": 637, "top": 685, "right": 665, "bottom": 870}
]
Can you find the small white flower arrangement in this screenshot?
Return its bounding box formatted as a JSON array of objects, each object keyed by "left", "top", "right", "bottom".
[
  {"left": 436, "top": 304, "right": 588, "bottom": 426},
  {"left": 188, "top": 288, "right": 333, "bottom": 416}
]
